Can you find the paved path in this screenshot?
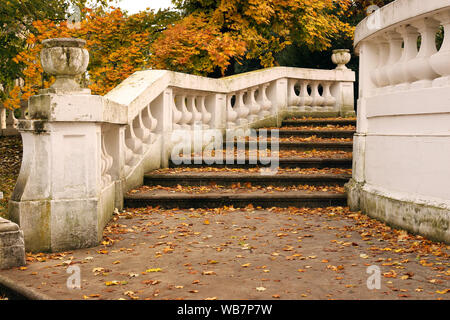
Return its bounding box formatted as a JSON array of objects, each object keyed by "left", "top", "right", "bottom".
[{"left": 2, "top": 206, "right": 448, "bottom": 300}]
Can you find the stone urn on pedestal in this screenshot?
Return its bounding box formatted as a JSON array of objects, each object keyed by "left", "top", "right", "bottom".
[
  {"left": 40, "top": 38, "right": 90, "bottom": 93},
  {"left": 332, "top": 49, "right": 351, "bottom": 70},
  {"left": 11, "top": 38, "right": 117, "bottom": 253}
]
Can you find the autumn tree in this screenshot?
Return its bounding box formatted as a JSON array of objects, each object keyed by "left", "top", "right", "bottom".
[
  {"left": 151, "top": 0, "right": 355, "bottom": 76},
  {"left": 150, "top": 14, "right": 247, "bottom": 76}
]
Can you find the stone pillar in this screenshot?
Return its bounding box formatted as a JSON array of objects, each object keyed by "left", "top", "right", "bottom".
[
  {"left": 8, "top": 38, "right": 107, "bottom": 252},
  {"left": 344, "top": 43, "right": 375, "bottom": 210},
  {"left": 332, "top": 49, "right": 356, "bottom": 117}
]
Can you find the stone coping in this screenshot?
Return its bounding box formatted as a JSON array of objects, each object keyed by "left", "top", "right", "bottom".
[
  {"left": 105, "top": 67, "right": 355, "bottom": 123},
  {"left": 354, "top": 0, "right": 450, "bottom": 48}
]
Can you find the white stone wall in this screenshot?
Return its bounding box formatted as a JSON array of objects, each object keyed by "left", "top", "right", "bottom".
[{"left": 348, "top": 0, "right": 450, "bottom": 243}]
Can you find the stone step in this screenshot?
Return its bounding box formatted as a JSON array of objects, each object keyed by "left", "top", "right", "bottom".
[
  {"left": 274, "top": 129, "right": 355, "bottom": 139},
  {"left": 169, "top": 157, "right": 353, "bottom": 169},
  {"left": 143, "top": 172, "right": 351, "bottom": 187},
  {"left": 282, "top": 119, "right": 356, "bottom": 127},
  {"left": 124, "top": 190, "right": 347, "bottom": 209},
  {"left": 221, "top": 141, "right": 353, "bottom": 151}
]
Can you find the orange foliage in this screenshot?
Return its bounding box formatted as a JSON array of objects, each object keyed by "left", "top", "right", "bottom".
[
  {"left": 5, "top": 8, "right": 157, "bottom": 109},
  {"left": 6, "top": 1, "right": 357, "bottom": 109},
  {"left": 156, "top": 0, "right": 355, "bottom": 71},
  {"left": 150, "top": 14, "right": 247, "bottom": 76}
]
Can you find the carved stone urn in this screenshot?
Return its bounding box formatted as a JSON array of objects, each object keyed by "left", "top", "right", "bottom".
[
  {"left": 40, "top": 38, "right": 89, "bottom": 92},
  {"left": 332, "top": 49, "right": 351, "bottom": 70}
]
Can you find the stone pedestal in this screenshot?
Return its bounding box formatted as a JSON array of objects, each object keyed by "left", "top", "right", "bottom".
[
  {"left": 0, "top": 218, "right": 25, "bottom": 269},
  {"left": 9, "top": 93, "right": 107, "bottom": 252}
]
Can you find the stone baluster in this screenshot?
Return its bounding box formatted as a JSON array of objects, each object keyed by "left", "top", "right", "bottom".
[
  {"left": 430, "top": 10, "right": 450, "bottom": 86},
  {"left": 311, "top": 82, "right": 325, "bottom": 110},
  {"left": 384, "top": 31, "right": 404, "bottom": 89},
  {"left": 186, "top": 95, "right": 202, "bottom": 127},
  {"left": 257, "top": 83, "right": 272, "bottom": 118},
  {"left": 408, "top": 18, "right": 440, "bottom": 88},
  {"left": 226, "top": 94, "right": 238, "bottom": 129},
  {"left": 101, "top": 134, "right": 113, "bottom": 188},
  {"left": 172, "top": 95, "right": 183, "bottom": 130},
  {"left": 322, "top": 82, "right": 336, "bottom": 110},
  {"left": 246, "top": 87, "right": 261, "bottom": 122},
  {"left": 176, "top": 95, "right": 192, "bottom": 130},
  {"left": 197, "top": 95, "right": 211, "bottom": 129},
  {"left": 126, "top": 123, "right": 143, "bottom": 155},
  {"left": 372, "top": 35, "right": 391, "bottom": 92},
  {"left": 288, "top": 79, "right": 300, "bottom": 111},
  {"left": 142, "top": 105, "right": 158, "bottom": 144},
  {"left": 6, "top": 108, "right": 18, "bottom": 130},
  {"left": 133, "top": 111, "right": 152, "bottom": 146},
  {"left": 234, "top": 90, "right": 249, "bottom": 126},
  {"left": 392, "top": 25, "right": 420, "bottom": 90},
  {"left": 299, "top": 81, "right": 313, "bottom": 111}
]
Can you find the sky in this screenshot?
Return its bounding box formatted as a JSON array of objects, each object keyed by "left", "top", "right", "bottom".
[{"left": 115, "top": 0, "right": 174, "bottom": 14}]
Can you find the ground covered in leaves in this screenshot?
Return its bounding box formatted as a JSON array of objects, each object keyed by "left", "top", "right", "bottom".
[
  {"left": 2, "top": 205, "right": 448, "bottom": 300},
  {"left": 0, "top": 136, "right": 22, "bottom": 218}
]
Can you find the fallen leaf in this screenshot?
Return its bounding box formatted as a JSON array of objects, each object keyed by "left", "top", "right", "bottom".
[{"left": 146, "top": 268, "right": 162, "bottom": 273}]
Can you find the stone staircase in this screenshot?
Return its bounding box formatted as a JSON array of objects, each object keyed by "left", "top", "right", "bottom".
[{"left": 125, "top": 117, "right": 355, "bottom": 209}]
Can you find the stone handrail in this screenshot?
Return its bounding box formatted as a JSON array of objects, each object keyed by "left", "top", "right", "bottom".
[
  {"left": 104, "top": 66, "right": 355, "bottom": 187},
  {"left": 8, "top": 38, "right": 355, "bottom": 252},
  {"left": 355, "top": 0, "right": 450, "bottom": 103},
  {"left": 348, "top": 0, "right": 450, "bottom": 244}
]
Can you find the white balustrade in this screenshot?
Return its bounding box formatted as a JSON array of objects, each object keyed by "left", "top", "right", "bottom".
[
  {"left": 286, "top": 79, "right": 343, "bottom": 112},
  {"left": 361, "top": 5, "right": 450, "bottom": 94}
]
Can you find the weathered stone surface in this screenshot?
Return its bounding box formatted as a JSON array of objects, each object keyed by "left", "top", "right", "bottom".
[
  {"left": 352, "top": 2, "right": 450, "bottom": 243},
  {"left": 346, "top": 180, "right": 450, "bottom": 244},
  {"left": 0, "top": 217, "right": 25, "bottom": 269}
]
